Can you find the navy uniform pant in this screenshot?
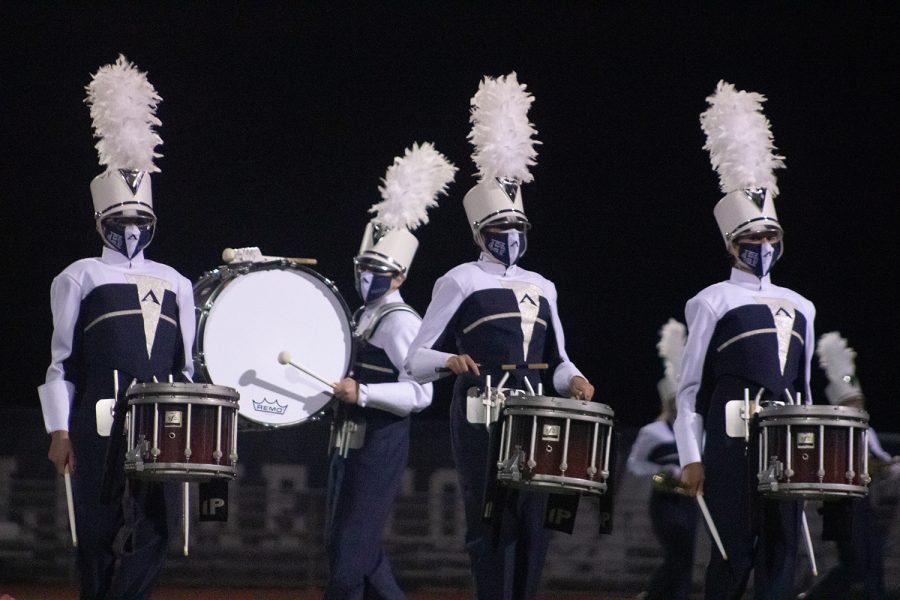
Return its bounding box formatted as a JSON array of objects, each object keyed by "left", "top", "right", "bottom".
[
  {"left": 703, "top": 433, "right": 800, "bottom": 600},
  {"left": 645, "top": 491, "right": 698, "bottom": 600},
  {"left": 70, "top": 402, "right": 170, "bottom": 600},
  {"left": 450, "top": 392, "right": 551, "bottom": 600},
  {"left": 325, "top": 416, "right": 409, "bottom": 600}
]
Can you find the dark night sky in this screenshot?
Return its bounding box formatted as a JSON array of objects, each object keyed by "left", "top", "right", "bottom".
[{"left": 2, "top": 3, "right": 899, "bottom": 432}]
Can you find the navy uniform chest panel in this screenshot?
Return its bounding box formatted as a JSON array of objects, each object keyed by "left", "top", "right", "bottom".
[
  {"left": 354, "top": 341, "right": 399, "bottom": 385},
  {"left": 698, "top": 304, "right": 807, "bottom": 419},
  {"left": 79, "top": 283, "right": 182, "bottom": 381},
  {"left": 708, "top": 304, "right": 806, "bottom": 382},
  {"left": 450, "top": 288, "right": 551, "bottom": 364}
]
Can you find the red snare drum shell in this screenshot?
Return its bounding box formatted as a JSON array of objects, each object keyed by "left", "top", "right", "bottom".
[
  {"left": 125, "top": 382, "right": 240, "bottom": 482},
  {"left": 756, "top": 404, "right": 869, "bottom": 501},
  {"left": 498, "top": 395, "right": 614, "bottom": 496}
]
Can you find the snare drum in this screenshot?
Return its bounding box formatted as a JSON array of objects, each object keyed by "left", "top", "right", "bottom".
[
  {"left": 756, "top": 404, "right": 870, "bottom": 500},
  {"left": 194, "top": 261, "right": 354, "bottom": 428},
  {"left": 496, "top": 395, "right": 614, "bottom": 495},
  {"left": 124, "top": 382, "right": 240, "bottom": 481}
]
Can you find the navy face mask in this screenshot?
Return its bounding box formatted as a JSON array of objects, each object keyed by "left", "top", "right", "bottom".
[
  {"left": 102, "top": 220, "right": 154, "bottom": 259},
  {"left": 737, "top": 240, "right": 782, "bottom": 278},
  {"left": 356, "top": 271, "right": 393, "bottom": 304},
  {"left": 483, "top": 230, "right": 527, "bottom": 266}
]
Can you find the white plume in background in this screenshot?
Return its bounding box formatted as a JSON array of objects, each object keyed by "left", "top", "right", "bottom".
[
  {"left": 657, "top": 318, "right": 687, "bottom": 384},
  {"left": 468, "top": 72, "right": 540, "bottom": 183},
  {"left": 816, "top": 331, "right": 857, "bottom": 383},
  {"left": 700, "top": 80, "right": 784, "bottom": 196},
  {"left": 85, "top": 54, "right": 162, "bottom": 172},
  {"left": 370, "top": 142, "right": 457, "bottom": 231}
]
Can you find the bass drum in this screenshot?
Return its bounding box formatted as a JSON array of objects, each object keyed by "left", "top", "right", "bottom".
[{"left": 194, "top": 261, "right": 354, "bottom": 428}]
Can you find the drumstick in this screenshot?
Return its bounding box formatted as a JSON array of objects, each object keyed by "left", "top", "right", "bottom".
[
  {"left": 64, "top": 466, "right": 77, "bottom": 547},
  {"left": 801, "top": 502, "right": 817, "bottom": 576},
  {"left": 222, "top": 247, "right": 318, "bottom": 265},
  {"left": 696, "top": 495, "right": 728, "bottom": 561},
  {"left": 277, "top": 351, "right": 337, "bottom": 391}
]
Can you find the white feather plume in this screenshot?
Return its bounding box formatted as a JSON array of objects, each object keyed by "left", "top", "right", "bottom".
[
  {"left": 370, "top": 142, "right": 457, "bottom": 231},
  {"left": 657, "top": 318, "right": 687, "bottom": 384},
  {"left": 816, "top": 331, "right": 857, "bottom": 383},
  {"left": 468, "top": 72, "right": 540, "bottom": 183},
  {"left": 700, "top": 80, "right": 784, "bottom": 196},
  {"left": 85, "top": 54, "right": 162, "bottom": 172}
]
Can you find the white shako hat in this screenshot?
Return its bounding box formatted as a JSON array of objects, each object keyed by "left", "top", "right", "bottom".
[
  {"left": 700, "top": 80, "right": 786, "bottom": 245},
  {"left": 85, "top": 54, "right": 162, "bottom": 222},
  {"left": 463, "top": 72, "right": 539, "bottom": 237},
  {"left": 816, "top": 332, "right": 864, "bottom": 405},
  {"left": 356, "top": 142, "right": 457, "bottom": 275},
  {"left": 656, "top": 318, "right": 687, "bottom": 405}
]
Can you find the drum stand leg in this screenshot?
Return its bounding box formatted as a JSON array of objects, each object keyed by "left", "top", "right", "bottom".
[
  {"left": 183, "top": 482, "right": 190, "bottom": 557},
  {"left": 801, "top": 501, "right": 817, "bottom": 576}
]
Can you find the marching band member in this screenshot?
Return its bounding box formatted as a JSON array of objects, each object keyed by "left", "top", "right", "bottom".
[
  {"left": 37, "top": 56, "right": 195, "bottom": 599},
  {"left": 405, "top": 73, "right": 594, "bottom": 600},
  {"left": 797, "top": 332, "right": 898, "bottom": 600},
  {"left": 674, "top": 81, "right": 816, "bottom": 599},
  {"left": 627, "top": 319, "right": 698, "bottom": 600},
  {"left": 324, "top": 143, "right": 454, "bottom": 599}
]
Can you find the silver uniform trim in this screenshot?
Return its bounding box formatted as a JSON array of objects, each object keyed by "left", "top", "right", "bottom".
[
  {"left": 356, "top": 250, "right": 408, "bottom": 274},
  {"left": 356, "top": 362, "right": 395, "bottom": 374},
  {"left": 717, "top": 328, "right": 804, "bottom": 352},
  {"left": 473, "top": 208, "right": 530, "bottom": 231},
  {"left": 84, "top": 309, "right": 143, "bottom": 332},
  {"left": 725, "top": 216, "right": 781, "bottom": 240},
  {"left": 462, "top": 313, "right": 547, "bottom": 335},
  {"left": 95, "top": 200, "right": 156, "bottom": 219},
  {"left": 84, "top": 310, "right": 177, "bottom": 333}
]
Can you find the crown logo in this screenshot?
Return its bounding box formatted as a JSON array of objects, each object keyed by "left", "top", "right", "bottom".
[{"left": 252, "top": 398, "right": 287, "bottom": 415}]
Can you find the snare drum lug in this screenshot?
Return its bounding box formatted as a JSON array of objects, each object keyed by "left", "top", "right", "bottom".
[
  {"left": 150, "top": 446, "right": 160, "bottom": 460},
  {"left": 845, "top": 469, "right": 855, "bottom": 483},
  {"left": 184, "top": 448, "right": 192, "bottom": 460},
  {"left": 861, "top": 473, "right": 871, "bottom": 485},
  {"left": 213, "top": 450, "right": 223, "bottom": 464},
  {"left": 586, "top": 466, "right": 598, "bottom": 479},
  {"left": 817, "top": 468, "right": 825, "bottom": 482}
]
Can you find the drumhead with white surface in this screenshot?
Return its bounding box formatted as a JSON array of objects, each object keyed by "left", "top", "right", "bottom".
[{"left": 194, "top": 262, "right": 354, "bottom": 428}]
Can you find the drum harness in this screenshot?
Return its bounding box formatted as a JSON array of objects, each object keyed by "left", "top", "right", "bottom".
[{"left": 330, "top": 302, "right": 420, "bottom": 458}]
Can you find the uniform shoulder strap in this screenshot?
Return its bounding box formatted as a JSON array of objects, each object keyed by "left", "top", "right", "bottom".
[{"left": 357, "top": 302, "right": 421, "bottom": 342}]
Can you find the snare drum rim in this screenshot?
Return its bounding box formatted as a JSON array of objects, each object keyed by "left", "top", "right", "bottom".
[
  {"left": 756, "top": 416, "right": 869, "bottom": 428},
  {"left": 497, "top": 472, "right": 608, "bottom": 495},
  {"left": 503, "top": 395, "right": 615, "bottom": 419},
  {"left": 757, "top": 481, "right": 869, "bottom": 499},
  {"left": 126, "top": 395, "right": 239, "bottom": 408},
  {"left": 192, "top": 260, "right": 356, "bottom": 428},
  {"left": 756, "top": 404, "right": 869, "bottom": 422},
  {"left": 126, "top": 381, "right": 240, "bottom": 401},
  {"left": 502, "top": 406, "right": 614, "bottom": 425}
]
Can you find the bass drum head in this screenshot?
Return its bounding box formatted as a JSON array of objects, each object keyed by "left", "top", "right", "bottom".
[{"left": 195, "top": 264, "right": 353, "bottom": 428}]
